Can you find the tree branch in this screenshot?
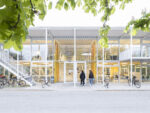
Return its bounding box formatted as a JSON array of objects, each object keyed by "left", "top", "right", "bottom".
[
  {"left": 30, "top": 0, "right": 38, "bottom": 14},
  {"left": 30, "top": 0, "right": 34, "bottom": 10},
  {"left": 103, "top": 0, "right": 109, "bottom": 27},
  {"left": 11, "top": 14, "right": 20, "bottom": 28}
]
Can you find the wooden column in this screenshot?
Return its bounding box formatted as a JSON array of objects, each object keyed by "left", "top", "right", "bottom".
[
  {"left": 91, "top": 41, "right": 97, "bottom": 79},
  {"left": 54, "top": 41, "right": 59, "bottom": 82}
]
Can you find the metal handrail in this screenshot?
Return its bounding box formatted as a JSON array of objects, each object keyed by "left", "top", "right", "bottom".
[
  {"left": 0, "top": 50, "right": 33, "bottom": 86},
  {"left": 0, "top": 50, "right": 29, "bottom": 76}
]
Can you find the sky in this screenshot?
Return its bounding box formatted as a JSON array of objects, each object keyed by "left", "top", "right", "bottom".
[{"left": 34, "top": 0, "right": 150, "bottom": 27}]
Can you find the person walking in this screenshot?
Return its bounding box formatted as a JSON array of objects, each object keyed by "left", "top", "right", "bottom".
[
  {"left": 80, "top": 70, "right": 85, "bottom": 86},
  {"left": 89, "top": 70, "right": 94, "bottom": 86}
]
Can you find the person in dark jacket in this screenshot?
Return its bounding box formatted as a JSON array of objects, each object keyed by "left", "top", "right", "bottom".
[
  {"left": 80, "top": 70, "right": 85, "bottom": 86},
  {"left": 89, "top": 70, "right": 94, "bottom": 86}
]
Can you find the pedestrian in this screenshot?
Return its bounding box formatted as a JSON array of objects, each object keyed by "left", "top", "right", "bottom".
[
  {"left": 89, "top": 70, "right": 94, "bottom": 86},
  {"left": 80, "top": 70, "right": 85, "bottom": 86}
]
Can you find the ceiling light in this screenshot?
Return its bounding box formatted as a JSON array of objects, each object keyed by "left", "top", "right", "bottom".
[{"left": 81, "top": 53, "right": 91, "bottom": 56}]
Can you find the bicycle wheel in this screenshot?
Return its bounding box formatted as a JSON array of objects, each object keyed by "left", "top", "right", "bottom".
[
  {"left": 135, "top": 81, "right": 141, "bottom": 88},
  {"left": 18, "top": 80, "right": 26, "bottom": 87},
  {"left": 42, "top": 84, "right": 45, "bottom": 88},
  {"left": 41, "top": 81, "right": 45, "bottom": 88},
  {"left": 128, "top": 79, "right": 131, "bottom": 86},
  {"left": 12, "top": 80, "right": 16, "bottom": 87},
  {"left": 45, "top": 82, "right": 49, "bottom": 87},
  {"left": 0, "top": 82, "right": 4, "bottom": 89},
  {"left": 5, "top": 81, "right": 10, "bottom": 87},
  {"left": 104, "top": 81, "right": 109, "bottom": 88},
  {"left": 106, "top": 83, "right": 109, "bottom": 88},
  {"left": 3, "top": 78, "right": 7, "bottom": 85}
]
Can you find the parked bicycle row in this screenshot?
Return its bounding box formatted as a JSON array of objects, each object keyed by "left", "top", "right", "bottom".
[
  {"left": 0, "top": 73, "right": 141, "bottom": 89},
  {"left": 0, "top": 74, "right": 27, "bottom": 89}
]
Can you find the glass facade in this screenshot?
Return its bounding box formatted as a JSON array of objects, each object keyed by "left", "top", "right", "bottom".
[{"left": 0, "top": 28, "right": 150, "bottom": 85}]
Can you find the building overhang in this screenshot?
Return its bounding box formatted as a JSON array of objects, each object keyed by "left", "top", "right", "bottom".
[{"left": 28, "top": 26, "right": 150, "bottom": 40}]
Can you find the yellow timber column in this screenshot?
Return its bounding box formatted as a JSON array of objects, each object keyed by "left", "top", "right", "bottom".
[
  {"left": 54, "top": 41, "right": 59, "bottom": 82},
  {"left": 91, "top": 41, "right": 97, "bottom": 79},
  {"left": 110, "top": 67, "right": 119, "bottom": 78}
]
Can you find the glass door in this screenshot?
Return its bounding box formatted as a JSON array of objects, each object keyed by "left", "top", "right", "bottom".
[
  {"left": 64, "top": 62, "right": 74, "bottom": 82},
  {"left": 77, "top": 61, "right": 86, "bottom": 83},
  {"left": 64, "top": 61, "right": 86, "bottom": 84}
]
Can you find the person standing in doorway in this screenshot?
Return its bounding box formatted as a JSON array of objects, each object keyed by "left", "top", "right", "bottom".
[
  {"left": 89, "top": 70, "right": 94, "bottom": 86},
  {"left": 80, "top": 70, "right": 85, "bottom": 86}
]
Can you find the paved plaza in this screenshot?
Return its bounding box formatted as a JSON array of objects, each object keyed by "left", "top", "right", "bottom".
[{"left": 0, "top": 83, "right": 150, "bottom": 113}]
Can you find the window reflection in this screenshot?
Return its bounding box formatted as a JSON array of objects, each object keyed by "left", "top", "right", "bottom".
[
  {"left": 142, "top": 46, "right": 150, "bottom": 57},
  {"left": 104, "top": 45, "right": 119, "bottom": 60},
  {"left": 32, "top": 45, "right": 40, "bottom": 61},
  {"left": 21, "top": 45, "right": 31, "bottom": 60}
]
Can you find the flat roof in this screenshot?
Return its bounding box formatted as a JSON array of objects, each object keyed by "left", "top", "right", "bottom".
[{"left": 28, "top": 27, "right": 150, "bottom": 40}]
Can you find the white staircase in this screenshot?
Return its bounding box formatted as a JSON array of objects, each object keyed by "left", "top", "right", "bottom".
[{"left": 0, "top": 50, "right": 34, "bottom": 86}]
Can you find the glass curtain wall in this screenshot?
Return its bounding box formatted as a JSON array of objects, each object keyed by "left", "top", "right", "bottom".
[
  {"left": 142, "top": 40, "right": 150, "bottom": 57},
  {"left": 19, "top": 39, "right": 31, "bottom": 76},
  {"left": 98, "top": 40, "right": 119, "bottom": 61},
  {"left": 97, "top": 40, "right": 119, "bottom": 84},
  {"left": 120, "top": 39, "right": 130, "bottom": 83},
  {"left": 141, "top": 39, "right": 150, "bottom": 82},
  {"left": 57, "top": 39, "right": 74, "bottom": 82},
  {"left": 31, "top": 38, "right": 51, "bottom": 83},
  {"left": 76, "top": 40, "right": 93, "bottom": 83},
  {"left": 119, "top": 39, "right": 141, "bottom": 83}
]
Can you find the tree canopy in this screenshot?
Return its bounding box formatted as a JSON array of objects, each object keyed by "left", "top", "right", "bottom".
[{"left": 0, "top": 0, "right": 149, "bottom": 51}]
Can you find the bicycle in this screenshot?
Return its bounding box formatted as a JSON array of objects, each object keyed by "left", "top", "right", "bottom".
[
  {"left": 9, "top": 77, "right": 26, "bottom": 87},
  {"left": 41, "top": 78, "right": 49, "bottom": 88},
  {"left": 104, "top": 79, "right": 109, "bottom": 88},
  {"left": 0, "top": 81, "right": 3, "bottom": 89},
  {"left": 128, "top": 76, "right": 141, "bottom": 88},
  {"left": 0, "top": 77, "right": 10, "bottom": 89}
]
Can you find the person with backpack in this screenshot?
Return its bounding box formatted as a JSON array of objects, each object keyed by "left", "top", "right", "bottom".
[
  {"left": 89, "top": 70, "right": 94, "bottom": 86},
  {"left": 80, "top": 70, "right": 85, "bottom": 86}
]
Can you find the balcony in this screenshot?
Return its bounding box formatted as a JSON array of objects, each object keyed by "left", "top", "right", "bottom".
[{"left": 119, "top": 47, "right": 150, "bottom": 61}]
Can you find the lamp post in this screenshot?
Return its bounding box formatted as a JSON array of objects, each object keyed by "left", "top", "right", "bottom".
[{"left": 130, "top": 25, "right": 133, "bottom": 86}]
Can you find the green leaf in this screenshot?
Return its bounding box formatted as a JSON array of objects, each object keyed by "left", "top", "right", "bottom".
[
  {"left": 91, "top": 8, "right": 97, "bottom": 16},
  {"left": 48, "top": 2, "right": 52, "bottom": 10},
  {"left": 4, "top": 39, "right": 13, "bottom": 49},
  {"left": 70, "top": 0, "right": 76, "bottom": 10},
  {"left": 0, "top": 0, "right": 6, "bottom": 8},
  {"left": 76, "top": 0, "right": 82, "bottom": 7},
  {"left": 64, "top": 2, "right": 69, "bottom": 10},
  {"left": 55, "top": 2, "right": 62, "bottom": 10},
  {"left": 120, "top": 3, "right": 125, "bottom": 9},
  {"left": 98, "top": 38, "right": 108, "bottom": 48},
  {"left": 131, "top": 28, "right": 137, "bottom": 36},
  {"left": 110, "top": 6, "right": 115, "bottom": 14}
]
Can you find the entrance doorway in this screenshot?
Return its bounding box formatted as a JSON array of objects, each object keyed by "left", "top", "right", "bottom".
[
  {"left": 64, "top": 61, "right": 77, "bottom": 83},
  {"left": 64, "top": 61, "right": 86, "bottom": 84},
  {"left": 64, "top": 62, "right": 74, "bottom": 82},
  {"left": 77, "top": 61, "right": 86, "bottom": 83}
]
